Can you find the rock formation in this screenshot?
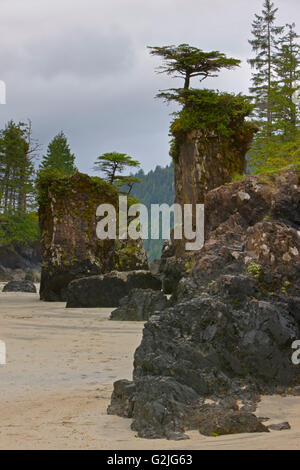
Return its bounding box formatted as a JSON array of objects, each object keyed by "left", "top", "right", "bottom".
[
  {"left": 0, "top": 242, "right": 41, "bottom": 282},
  {"left": 2, "top": 280, "right": 37, "bottom": 293},
  {"left": 110, "top": 288, "right": 168, "bottom": 321},
  {"left": 66, "top": 270, "right": 161, "bottom": 308},
  {"left": 38, "top": 172, "right": 148, "bottom": 301},
  {"left": 172, "top": 111, "right": 256, "bottom": 257},
  {"left": 108, "top": 167, "right": 300, "bottom": 439}
]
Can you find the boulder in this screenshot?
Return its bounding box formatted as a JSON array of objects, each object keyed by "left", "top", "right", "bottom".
[
  {"left": 268, "top": 422, "right": 291, "bottom": 431},
  {"left": 195, "top": 405, "right": 268, "bottom": 436},
  {"left": 66, "top": 270, "right": 161, "bottom": 308},
  {"left": 110, "top": 288, "right": 168, "bottom": 321},
  {"left": 3, "top": 280, "right": 36, "bottom": 293}
]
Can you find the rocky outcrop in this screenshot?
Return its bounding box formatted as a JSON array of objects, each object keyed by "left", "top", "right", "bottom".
[
  {"left": 0, "top": 242, "right": 41, "bottom": 281},
  {"left": 3, "top": 280, "right": 36, "bottom": 293},
  {"left": 108, "top": 167, "right": 300, "bottom": 439},
  {"left": 38, "top": 172, "right": 148, "bottom": 301},
  {"left": 173, "top": 127, "right": 255, "bottom": 257},
  {"left": 110, "top": 288, "right": 168, "bottom": 321},
  {"left": 66, "top": 270, "right": 161, "bottom": 308}
]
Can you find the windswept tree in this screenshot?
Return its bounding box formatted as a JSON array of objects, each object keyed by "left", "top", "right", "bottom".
[
  {"left": 248, "top": 0, "right": 284, "bottom": 135},
  {"left": 148, "top": 44, "right": 240, "bottom": 92},
  {"left": 93, "top": 152, "right": 140, "bottom": 191},
  {"left": 39, "top": 131, "right": 77, "bottom": 175},
  {"left": 115, "top": 175, "right": 142, "bottom": 195}
]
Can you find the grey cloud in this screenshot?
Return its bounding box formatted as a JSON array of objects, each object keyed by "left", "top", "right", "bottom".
[{"left": 0, "top": 0, "right": 298, "bottom": 172}]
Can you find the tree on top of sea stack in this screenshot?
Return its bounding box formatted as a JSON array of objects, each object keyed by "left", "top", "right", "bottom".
[
  {"left": 148, "top": 44, "right": 240, "bottom": 92},
  {"left": 39, "top": 131, "right": 77, "bottom": 175},
  {"left": 93, "top": 152, "right": 141, "bottom": 193}
]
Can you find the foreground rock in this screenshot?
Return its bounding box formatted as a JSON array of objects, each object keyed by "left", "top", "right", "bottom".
[
  {"left": 110, "top": 289, "right": 168, "bottom": 321},
  {"left": 3, "top": 280, "right": 36, "bottom": 293},
  {"left": 66, "top": 271, "right": 161, "bottom": 308},
  {"left": 108, "top": 168, "right": 300, "bottom": 439},
  {"left": 38, "top": 172, "right": 148, "bottom": 301}
]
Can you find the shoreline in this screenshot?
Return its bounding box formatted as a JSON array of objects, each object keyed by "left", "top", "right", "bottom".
[{"left": 0, "top": 288, "right": 299, "bottom": 450}]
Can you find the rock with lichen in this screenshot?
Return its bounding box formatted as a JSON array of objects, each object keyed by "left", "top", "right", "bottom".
[{"left": 38, "top": 172, "right": 148, "bottom": 301}]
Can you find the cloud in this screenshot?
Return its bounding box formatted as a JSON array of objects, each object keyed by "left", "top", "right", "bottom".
[{"left": 0, "top": 0, "right": 298, "bottom": 172}]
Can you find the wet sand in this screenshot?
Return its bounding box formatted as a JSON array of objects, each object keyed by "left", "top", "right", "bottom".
[{"left": 0, "top": 286, "right": 300, "bottom": 450}]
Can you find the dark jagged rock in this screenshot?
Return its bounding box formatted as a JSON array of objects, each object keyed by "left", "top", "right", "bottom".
[
  {"left": 108, "top": 168, "right": 300, "bottom": 439},
  {"left": 38, "top": 172, "right": 148, "bottom": 301},
  {"left": 66, "top": 270, "right": 161, "bottom": 308},
  {"left": 110, "top": 289, "right": 168, "bottom": 321},
  {"left": 3, "top": 280, "right": 36, "bottom": 293},
  {"left": 194, "top": 405, "right": 268, "bottom": 436}
]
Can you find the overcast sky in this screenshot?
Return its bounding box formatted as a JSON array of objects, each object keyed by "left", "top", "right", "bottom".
[{"left": 0, "top": 0, "right": 299, "bottom": 173}]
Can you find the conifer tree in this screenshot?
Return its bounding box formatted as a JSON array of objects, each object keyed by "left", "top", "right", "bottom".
[
  {"left": 39, "top": 131, "right": 77, "bottom": 175},
  {"left": 273, "top": 23, "right": 300, "bottom": 137},
  {"left": 248, "top": 0, "right": 284, "bottom": 135},
  {"left": 93, "top": 152, "right": 140, "bottom": 186},
  {"left": 0, "top": 121, "right": 36, "bottom": 214},
  {"left": 148, "top": 44, "right": 240, "bottom": 91}
]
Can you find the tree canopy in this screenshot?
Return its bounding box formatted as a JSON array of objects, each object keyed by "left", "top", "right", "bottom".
[
  {"left": 148, "top": 44, "right": 240, "bottom": 91},
  {"left": 93, "top": 152, "right": 141, "bottom": 191}
]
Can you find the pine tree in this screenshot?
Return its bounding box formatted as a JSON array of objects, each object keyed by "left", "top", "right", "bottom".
[
  {"left": 273, "top": 23, "right": 300, "bottom": 137},
  {"left": 0, "top": 121, "right": 36, "bottom": 214},
  {"left": 39, "top": 132, "right": 77, "bottom": 175},
  {"left": 148, "top": 44, "right": 240, "bottom": 91},
  {"left": 248, "top": 0, "right": 284, "bottom": 136},
  {"left": 93, "top": 152, "right": 140, "bottom": 185}
]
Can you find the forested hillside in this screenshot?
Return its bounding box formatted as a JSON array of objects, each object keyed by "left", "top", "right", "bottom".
[{"left": 131, "top": 163, "right": 175, "bottom": 261}]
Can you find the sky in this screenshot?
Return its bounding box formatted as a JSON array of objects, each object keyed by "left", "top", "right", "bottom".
[{"left": 0, "top": 0, "right": 299, "bottom": 173}]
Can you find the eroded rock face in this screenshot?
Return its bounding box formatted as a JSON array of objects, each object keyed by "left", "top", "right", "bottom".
[
  {"left": 66, "top": 271, "right": 161, "bottom": 308},
  {"left": 173, "top": 126, "right": 255, "bottom": 256},
  {"left": 38, "top": 172, "right": 148, "bottom": 301},
  {"left": 3, "top": 280, "right": 36, "bottom": 293},
  {"left": 108, "top": 168, "right": 300, "bottom": 439},
  {"left": 110, "top": 288, "right": 168, "bottom": 321}
]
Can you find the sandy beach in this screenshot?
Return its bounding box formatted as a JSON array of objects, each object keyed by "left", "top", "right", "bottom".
[{"left": 0, "top": 285, "right": 300, "bottom": 450}]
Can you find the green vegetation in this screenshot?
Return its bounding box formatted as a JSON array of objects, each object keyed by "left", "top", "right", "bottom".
[
  {"left": 148, "top": 44, "right": 252, "bottom": 162},
  {"left": 0, "top": 212, "right": 39, "bottom": 247},
  {"left": 93, "top": 152, "right": 141, "bottom": 193},
  {"left": 248, "top": 262, "right": 261, "bottom": 279},
  {"left": 0, "top": 120, "right": 38, "bottom": 214},
  {"left": 131, "top": 164, "right": 175, "bottom": 261},
  {"left": 248, "top": 1, "right": 299, "bottom": 173},
  {"left": 0, "top": 120, "right": 40, "bottom": 248},
  {"left": 39, "top": 131, "right": 77, "bottom": 175},
  {"left": 169, "top": 89, "right": 254, "bottom": 158},
  {"left": 248, "top": 133, "right": 300, "bottom": 175},
  {"left": 148, "top": 44, "right": 240, "bottom": 91}
]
